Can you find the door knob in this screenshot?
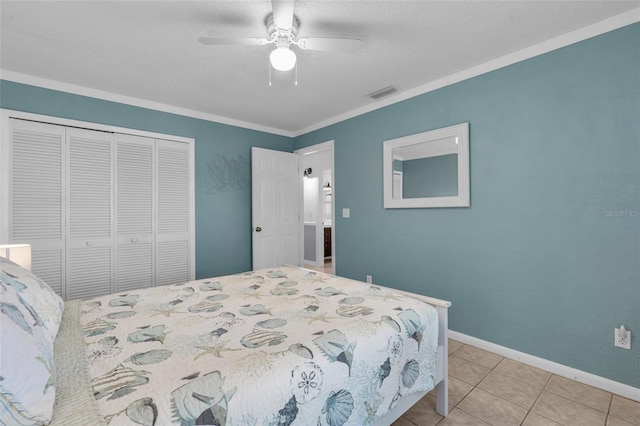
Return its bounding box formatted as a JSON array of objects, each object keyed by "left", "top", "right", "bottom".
[{"left": 255, "top": 227, "right": 262, "bottom": 232}]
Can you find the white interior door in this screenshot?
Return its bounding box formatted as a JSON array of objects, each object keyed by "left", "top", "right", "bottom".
[{"left": 251, "top": 147, "right": 301, "bottom": 270}]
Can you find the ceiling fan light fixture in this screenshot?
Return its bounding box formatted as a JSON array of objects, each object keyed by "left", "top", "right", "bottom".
[{"left": 270, "top": 46, "right": 296, "bottom": 71}]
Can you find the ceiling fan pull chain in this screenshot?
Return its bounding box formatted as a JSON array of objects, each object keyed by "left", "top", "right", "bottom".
[
  {"left": 295, "top": 61, "right": 298, "bottom": 86},
  {"left": 269, "top": 58, "right": 273, "bottom": 86}
]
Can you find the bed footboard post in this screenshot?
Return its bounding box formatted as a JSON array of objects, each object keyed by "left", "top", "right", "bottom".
[{"left": 436, "top": 304, "right": 449, "bottom": 417}]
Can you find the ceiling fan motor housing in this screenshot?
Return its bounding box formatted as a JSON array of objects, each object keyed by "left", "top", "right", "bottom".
[{"left": 266, "top": 13, "right": 299, "bottom": 45}]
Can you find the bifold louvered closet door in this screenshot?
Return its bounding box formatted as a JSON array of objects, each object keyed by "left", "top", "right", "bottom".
[{"left": 5, "top": 118, "right": 193, "bottom": 300}]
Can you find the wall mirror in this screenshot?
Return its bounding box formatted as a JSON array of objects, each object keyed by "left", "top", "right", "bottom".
[{"left": 383, "top": 123, "right": 469, "bottom": 208}]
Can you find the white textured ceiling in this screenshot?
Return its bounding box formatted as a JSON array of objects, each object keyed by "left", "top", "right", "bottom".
[{"left": 1, "top": 1, "right": 638, "bottom": 136}]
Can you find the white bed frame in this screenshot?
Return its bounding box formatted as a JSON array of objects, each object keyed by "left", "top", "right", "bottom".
[{"left": 372, "top": 285, "right": 451, "bottom": 424}]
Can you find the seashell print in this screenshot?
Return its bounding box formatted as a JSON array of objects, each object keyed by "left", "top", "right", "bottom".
[
  {"left": 84, "top": 301, "right": 102, "bottom": 310},
  {"left": 82, "top": 318, "right": 116, "bottom": 337},
  {"left": 125, "top": 349, "right": 172, "bottom": 365},
  {"left": 92, "top": 364, "right": 150, "bottom": 400},
  {"left": 206, "top": 294, "right": 229, "bottom": 302},
  {"left": 306, "top": 305, "right": 319, "bottom": 312},
  {"left": 270, "top": 287, "right": 299, "bottom": 296},
  {"left": 168, "top": 299, "right": 183, "bottom": 306},
  {"left": 199, "top": 281, "right": 222, "bottom": 291},
  {"left": 315, "top": 287, "right": 345, "bottom": 297},
  {"left": 108, "top": 387, "right": 136, "bottom": 400},
  {"left": 322, "top": 389, "right": 354, "bottom": 426},
  {"left": 239, "top": 304, "right": 272, "bottom": 316},
  {"left": 99, "top": 336, "right": 118, "bottom": 347},
  {"left": 381, "top": 315, "right": 401, "bottom": 332},
  {"left": 181, "top": 287, "right": 195, "bottom": 294},
  {"left": 278, "top": 280, "right": 298, "bottom": 287},
  {"left": 289, "top": 343, "right": 313, "bottom": 359},
  {"left": 188, "top": 300, "right": 223, "bottom": 314},
  {"left": 339, "top": 297, "right": 364, "bottom": 305},
  {"left": 256, "top": 318, "right": 287, "bottom": 329},
  {"left": 109, "top": 294, "right": 140, "bottom": 308},
  {"left": 398, "top": 309, "right": 423, "bottom": 348},
  {"left": 1, "top": 272, "right": 27, "bottom": 291},
  {"left": 106, "top": 310, "right": 137, "bottom": 320},
  {"left": 0, "top": 302, "right": 32, "bottom": 334},
  {"left": 276, "top": 396, "right": 299, "bottom": 426},
  {"left": 125, "top": 397, "right": 158, "bottom": 426},
  {"left": 402, "top": 359, "right": 420, "bottom": 388},
  {"left": 290, "top": 362, "right": 323, "bottom": 404},
  {"left": 388, "top": 334, "right": 404, "bottom": 365},
  {"left": 247, "top": 284, "right": 261, "bottom": 290},
  {"left": 240, "top": 329, "right": 287, "bottom": 348},
  {"left": 181, "top": 372, "right": 199, "bottom": 380},
  {"left": 266, "top": 271, "right": 287, "bottom": 279},
  {"left": 378, "top": 357, "right": 391, "bottom": 387},
  {"left": 128, "top": 325, "right": 166, "bottom": 344},
  {"left": 170, "top": 370, "right": 235, "bottom": 425},
  {"left": 17, "top": 295, "right": 44, "bottom": 327},
  {"left": 336, "top": 305, "right": 374, "bottom": 317},
  {"left": 210, "top": 328, "right": 228, "bottom": 338},
  {"left": 313, "top": 330, "right": 355, "bottom": 375},
  {"left": 303, "top": 272, "right": 317, "bottom": 280}
]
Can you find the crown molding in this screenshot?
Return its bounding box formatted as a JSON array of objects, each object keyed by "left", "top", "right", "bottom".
[
  {"left": 293, "top": 8, "right": 640, "bottom": 137},
  {"left": 0, "top": 69, "right": 295, "bottom": 138}
]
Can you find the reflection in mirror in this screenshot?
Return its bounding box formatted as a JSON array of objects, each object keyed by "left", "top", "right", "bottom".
[{"left": 384, "top": 123, "right": 469, "bottom": 208}]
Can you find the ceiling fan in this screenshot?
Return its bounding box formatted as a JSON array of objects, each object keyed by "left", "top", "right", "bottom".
[{"left": 198, "top": 0, "right": 362, "bottom": 73}]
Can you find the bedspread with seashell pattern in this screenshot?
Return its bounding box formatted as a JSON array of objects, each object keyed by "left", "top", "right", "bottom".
[{"left": 79, "top": 266, "right": 438, "bottom": 426}]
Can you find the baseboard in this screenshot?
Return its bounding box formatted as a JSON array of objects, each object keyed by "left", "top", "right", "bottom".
[{"left": 448, "top": 330, "right": 640, "bottom": 402}]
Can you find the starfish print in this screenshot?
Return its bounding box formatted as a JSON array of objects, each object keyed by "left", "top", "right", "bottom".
[
  {"left": 151, "top": 306, "right": 185, "bottom": 317},
  {"left": 244, "top": 290, "right": 266, "bottom": 299},
  {"left": 311, "top": 275, "right": 331, "bottom": 284},
  {"left": 382, "top": 292, "right": 402, "bottom": 302},
  {"left": 194, "top": 341, "right": 241, "bottom": 360},
  {"left": 307, "top": 312, "right": 338, "bottom": 324}
]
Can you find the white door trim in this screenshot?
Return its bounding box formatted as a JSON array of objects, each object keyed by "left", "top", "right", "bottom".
[{"left": 294, "top": 140, "right": 335, "bottom": 275}]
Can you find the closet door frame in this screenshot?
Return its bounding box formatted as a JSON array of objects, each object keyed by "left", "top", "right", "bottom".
[{"left": 0, "top": 109, "right": 195, "bottom": 290}]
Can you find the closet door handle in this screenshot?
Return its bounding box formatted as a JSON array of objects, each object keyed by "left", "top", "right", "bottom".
[
  {"left": 255, "top": 227, "right": 262, "bottom": 232},
  {"left": 131, "top": 238, "right": 138, "bottom": 243},
  {"left": 85, "top": 241, "right": 93, "bottom": 246}
]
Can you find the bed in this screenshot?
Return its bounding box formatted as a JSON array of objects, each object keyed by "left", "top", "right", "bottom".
[{"left": 0, "top": 258, "right": 450, "bottom": 426}]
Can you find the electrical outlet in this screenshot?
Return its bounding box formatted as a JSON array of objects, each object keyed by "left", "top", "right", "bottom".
[
  {"left": 615, "top": 326, "right": 631, "bottom": 349},
  {"left": 366, "top": 275, "right": 372, "bottom": 283}
]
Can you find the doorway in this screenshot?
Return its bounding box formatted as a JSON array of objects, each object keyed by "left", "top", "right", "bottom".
[{"left": 295, "top": 141, "right": 335, "bottom": 275}]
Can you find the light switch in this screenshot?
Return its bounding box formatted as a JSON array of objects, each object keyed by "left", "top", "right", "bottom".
[{"left": 342, "top": 208, "right": 350, "bottom": 218}]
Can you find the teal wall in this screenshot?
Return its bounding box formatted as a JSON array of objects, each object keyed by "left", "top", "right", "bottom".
[
  {"left": 0, "top": 80, "right": 294, "bottom": 279},
  {"left": 294, "top": 24, "right": 640, "bottom": 388}
]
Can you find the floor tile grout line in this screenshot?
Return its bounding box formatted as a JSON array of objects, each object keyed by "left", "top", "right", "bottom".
[
  {"left": 519, "top": 373, "right": 555, "bottom": 425},
  {"left": 542, "top": 374, "right": 614, "bottom": 415}
]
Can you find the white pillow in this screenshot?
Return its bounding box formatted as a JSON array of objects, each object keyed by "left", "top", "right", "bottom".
[
  {"left": 0, "top": 258, "right": 62, "bottom": 425},
  {"left": 0, "top": 258, "right": 64, "bottom": 344},
  {"left": 0, "top": 277, "right": 57, "bottom": 425}
]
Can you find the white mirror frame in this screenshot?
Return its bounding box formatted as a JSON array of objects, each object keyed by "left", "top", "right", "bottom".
[{"left": 383, "top": 123, "right": 470, "bottom": 208}]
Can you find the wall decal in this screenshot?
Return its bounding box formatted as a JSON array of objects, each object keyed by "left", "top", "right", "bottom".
[{"left": 206, "top": 155, "right": 250, "bottom": 192}]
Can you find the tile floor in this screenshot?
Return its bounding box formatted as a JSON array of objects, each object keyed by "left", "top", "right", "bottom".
[
  {"left": 304, "top": 259, "right": 333, "bottom": 274},
  {"left": 392, "top": 339, "right": 640, "bottom": 426}
]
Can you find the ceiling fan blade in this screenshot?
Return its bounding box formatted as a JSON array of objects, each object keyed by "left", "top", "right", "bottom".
[
  {"left": 297, "top": 37, "right": 362, "bottom": 53},
  {"left": 271, "top": 0, "right": 295, "bottom": 30},
  {"left": 198, "top": 37, "right": 269, "bottom": 46}
]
